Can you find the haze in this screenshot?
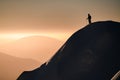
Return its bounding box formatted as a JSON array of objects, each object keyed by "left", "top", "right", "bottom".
[
  {"left": 0, "top": 1, "right": 120, "bottom": 79},
  {"left": 0, "top": 0, "right": 120, "bottom": 62},
  {"left": 0, "top": 0, "right": 120, "bottom": 32}
]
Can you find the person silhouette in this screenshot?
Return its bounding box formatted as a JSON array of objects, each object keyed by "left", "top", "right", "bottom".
[{"left": 87, "top": 13, "right": 92, "bottom": 24}]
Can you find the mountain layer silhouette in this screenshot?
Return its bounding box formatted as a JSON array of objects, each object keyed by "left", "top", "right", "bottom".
[
  {"left": 0, "top": 36, "right": 63, "bottom": 62},
  {"left": 0, "top": 52, "right": 40, "bottom": 80},
  {"left": 17, "top": 21, "right": 120, "bottom": 80}
]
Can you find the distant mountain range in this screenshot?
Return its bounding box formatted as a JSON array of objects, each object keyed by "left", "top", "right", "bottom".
[
  {"left": 0, "top": 52, "right": 40, "bottom": 80},
  {"left": 0, "top": 36, "right": 63, "bottom": 62},
  {"left": 17, "top": 21, "right": 120, "bottom": 80}
]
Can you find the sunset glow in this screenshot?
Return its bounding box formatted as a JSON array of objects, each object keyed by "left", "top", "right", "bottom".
[
  {"left": 0, "top": 34, "right": 30, "bottom": 40},
  {"left": 0, "top": 0, "right": 119, "bottom": 60},
  {"left": 0, "top": 32, "right": 70, "bottom": 41},
  {"left": 0, "top": 0, "right": 120, "bottom": 80}
]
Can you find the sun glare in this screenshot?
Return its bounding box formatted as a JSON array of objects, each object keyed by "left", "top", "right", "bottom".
[
  {"left": 0, "top": 33, "right": 69, "bottom": 41},
  {"left": 0, "top": 34, "right": 31, "bottom": 40}
]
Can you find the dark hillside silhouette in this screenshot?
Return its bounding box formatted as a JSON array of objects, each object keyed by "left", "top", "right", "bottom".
[{"left": 17, "top": 21, "right": 120, "bottom": 80}]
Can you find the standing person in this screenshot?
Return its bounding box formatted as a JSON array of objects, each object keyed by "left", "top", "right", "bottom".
[{"left": 87, "top": 13, "right": 92, "bottom": 24}]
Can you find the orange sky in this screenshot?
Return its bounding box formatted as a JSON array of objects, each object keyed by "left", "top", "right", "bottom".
[
  {"left": 0, "top": 0, "right": 120, "bottom": 42},
  {"left": 0, "top": 1, "right": 120, "bottom": 79},
  {"left": 0, "top": 0, "right": 120, "bottom": 66}
]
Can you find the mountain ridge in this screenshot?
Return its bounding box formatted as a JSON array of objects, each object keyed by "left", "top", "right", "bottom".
[
  {"left": 0, "top": 52, "right": 40, "bottom": 80},
  {"left": 0, "top": 36, "right": 63, "bottom": 62},
  {"left": 18, "top": 21, "right": 120, "bottom": 80}
]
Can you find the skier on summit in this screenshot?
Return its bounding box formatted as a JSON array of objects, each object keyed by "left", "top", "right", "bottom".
[{"left": 87, "top": 13, "right": 92, "bottom": 24}]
